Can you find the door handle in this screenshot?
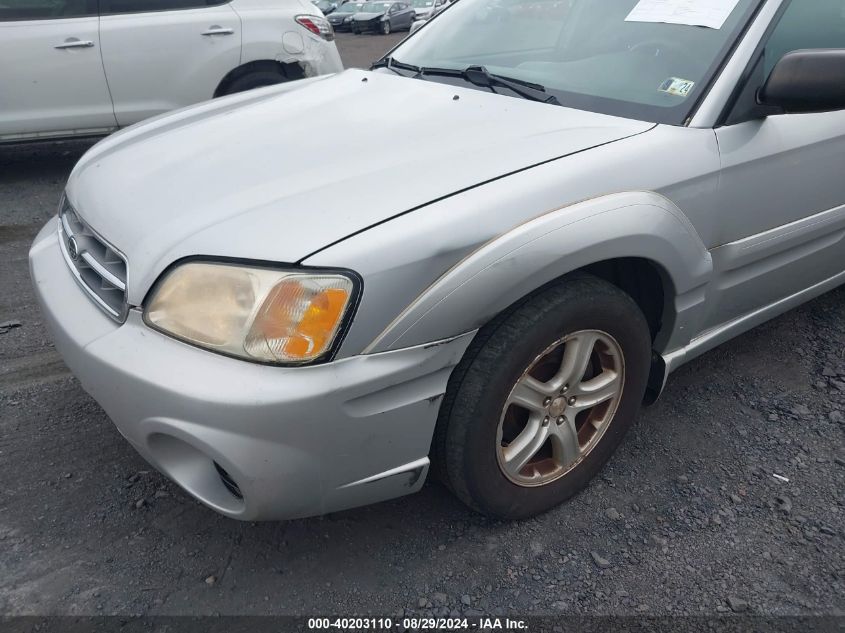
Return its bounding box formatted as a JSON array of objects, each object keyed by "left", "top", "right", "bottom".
[
  {"left": 201, "top": 26, "right": 234, "bottom": 36},
  {"left": 54, "top": 38, "right": 95, "bottom": 49}
]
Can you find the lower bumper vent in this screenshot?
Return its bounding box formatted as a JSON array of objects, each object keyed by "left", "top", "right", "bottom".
[{"left": 213, "top": 462, "right": 243, "bottom": 500}]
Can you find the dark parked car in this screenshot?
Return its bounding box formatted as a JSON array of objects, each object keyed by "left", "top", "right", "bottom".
[
  {"left": 312, "top": 0, "right": 338, "bottom": 14},
  {"left": 327, "top": 1, "right": 367, "bottom": 30},
  {"left": 351, "top": 1, "right": 415, "bottom": 34}
]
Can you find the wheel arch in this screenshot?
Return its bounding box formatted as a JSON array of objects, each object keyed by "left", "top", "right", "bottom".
[
  {"left": 213, "top": 59, "right": 305, "bottom": 98},
  {"left": 365, "top": 191, "right": 713, "bottom": 400},
  {"left": 570, "top": 257, "right": 674, "bottom": 403}
]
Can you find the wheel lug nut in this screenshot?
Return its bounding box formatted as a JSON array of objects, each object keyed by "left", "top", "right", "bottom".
[
  {"left": 542, "top": 416, "right": 550, "bottom": 427},
  {"left": 561, "top": 385, "right": 569, "bottom": 394},
  {"left": 556, "top": 416, "right": 565, "bottom": 425},
  {"left": 567, "top": 396, "right": 576, "bottom": 406},
  {"left": 543, "top": 397, "right": 552, "bottom": 406}
]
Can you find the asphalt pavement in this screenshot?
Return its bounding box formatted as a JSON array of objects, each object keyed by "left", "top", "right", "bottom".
[
  {"left": 1, "top": 34, "right": 843, "bottom": 620},
  {"left": 334, "top": 31, "right": 406, "bottom": 69}
]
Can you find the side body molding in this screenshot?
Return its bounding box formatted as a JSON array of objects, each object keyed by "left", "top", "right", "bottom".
[{"left": 365, "top": 191, "right": 713, "bottom": 355}]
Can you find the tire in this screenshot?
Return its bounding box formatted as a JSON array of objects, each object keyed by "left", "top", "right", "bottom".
[
  {"left": 221, "top": 70, "right": 286, "bottom": 96},
  {"left": 433, "top": 274, "right": 651, "bottom": 520},
  {"left": 381, "top": 19, "right": 391, "bottom": 34}
]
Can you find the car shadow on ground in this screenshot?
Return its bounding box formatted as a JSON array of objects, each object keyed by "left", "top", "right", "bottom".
[{"left": 0, "top": 139, "right": 98, "bottom": 183}]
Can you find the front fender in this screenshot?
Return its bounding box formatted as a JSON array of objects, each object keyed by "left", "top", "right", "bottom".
[{"left": 364, "top": 191, "right": 712, "bottom": 354}]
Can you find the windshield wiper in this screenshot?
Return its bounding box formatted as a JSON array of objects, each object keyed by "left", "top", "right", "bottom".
[
  {"left": 370, "top": 57, "right": 422, "bottom": 75},
  {"left": 371, "top": 60, "right": 561, "bottom": 106},
  {"left": 419, "top": 65, "right": 561, "bottom": 106}
]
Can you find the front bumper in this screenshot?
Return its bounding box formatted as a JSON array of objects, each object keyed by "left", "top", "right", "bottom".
[
  {"left": 30, "top": 219, "right": 475, "bottom": 520},
  {"left": 283, "top": 36, "right": 344, "bottom": 76},
  {"left": 353, "top": 20, "right": 382, "bottom": 32}
]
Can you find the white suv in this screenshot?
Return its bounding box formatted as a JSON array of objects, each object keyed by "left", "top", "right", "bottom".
[{"left": 0, "top": 0, "right": 342, "bottom": 143}]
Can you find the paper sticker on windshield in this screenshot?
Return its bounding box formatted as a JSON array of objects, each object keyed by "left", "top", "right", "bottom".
[
  {"left": 659, "top": 77, "right": 695, "bottom": 97},
  {"left": 625, "top": 0, "right": 742, "bottom": 30}
]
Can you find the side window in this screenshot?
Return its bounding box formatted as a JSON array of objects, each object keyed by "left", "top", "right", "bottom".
[
  {"left": 0, "top": 0, "right": 97, "bottom": 20},
  {"left": 724, "top": 0, "right": 845, "bottom": 124},
  {"left": 764, "top": 0, "right": 845, "bottom": 75},
  {"left": 100, "top": 0, "right": 228, "bottom": 14}
]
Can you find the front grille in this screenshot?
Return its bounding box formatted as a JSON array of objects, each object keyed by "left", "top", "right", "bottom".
[{"left": 57, "top": 196, "right": 128, "bottom": 322}]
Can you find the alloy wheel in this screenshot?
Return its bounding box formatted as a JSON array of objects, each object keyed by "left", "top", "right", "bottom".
[{"left": 496, "top": 329, "right": 625, "bottom": 487}]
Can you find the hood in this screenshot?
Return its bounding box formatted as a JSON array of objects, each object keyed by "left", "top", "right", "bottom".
[
  {"left": 66, "top": 69, "right": 653, "bottom": 304},
  {"left": 352, "top": 11, "right": 384, "bottom": 19}
]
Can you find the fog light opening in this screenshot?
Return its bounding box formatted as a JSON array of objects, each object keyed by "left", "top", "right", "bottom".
[
  {"left": 147, "top": 432, "right": 245, "bottom": 515},
  {"left": 214, "top": 461, "right": 243, "bottom": 500}
]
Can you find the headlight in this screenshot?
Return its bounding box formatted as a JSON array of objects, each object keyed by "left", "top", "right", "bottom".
[{"left": 144, "top": 262, "right": 357, "bottom": 364}]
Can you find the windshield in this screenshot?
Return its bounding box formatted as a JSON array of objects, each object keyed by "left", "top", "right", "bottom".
[
  {"left": 337, "top": 2, "right": 365, "bottom": 10},
  {"left": 360, "top": 2, "right": 392, "bottom": 11},
  {"left": 411, "top": 0, "right": 435, "bottom": 7},
  {"left": 389, "top": 0, "right": 760, "bottom": 123}
]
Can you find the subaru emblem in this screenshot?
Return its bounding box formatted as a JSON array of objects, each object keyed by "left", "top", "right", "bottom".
[{"left": 67, "top": 235, "right": 79, "bottom": 261}]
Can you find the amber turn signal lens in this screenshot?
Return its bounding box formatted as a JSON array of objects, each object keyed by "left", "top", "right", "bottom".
[
  {"left": 284, "top": 287, "right": 349, "bottom": 359},
  {"left": 246, "top": 280, "right": 352, "bottom": 362}
]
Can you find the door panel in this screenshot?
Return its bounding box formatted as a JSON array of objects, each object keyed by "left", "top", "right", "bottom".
[
  {"left": 0, "top": 14, "right": 116, "bottom": 138},
  {"left": 99, "top": 1, "right": 242, "bottom": 126},
  {"left": 703, "top": 0, "right": 845, "bottom": 331},
  {"left": 707, "top": 111, "right": 845, "bottom": 331}
]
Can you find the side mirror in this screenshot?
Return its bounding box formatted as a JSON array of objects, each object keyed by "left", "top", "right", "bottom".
[{"left": 759, "top": 49, "right": 845, "bottom": 114}]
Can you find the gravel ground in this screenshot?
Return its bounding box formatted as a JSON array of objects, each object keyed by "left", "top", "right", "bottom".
[{"left": 1, "top": 34, "right": 844, "bottom": 621}]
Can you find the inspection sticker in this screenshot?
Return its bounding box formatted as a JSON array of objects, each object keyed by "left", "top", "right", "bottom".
[
  {"left": 659, "top": 77, "right": 695, "bottom": 97},
  {"left": 626, "top": 0, "right": 742, "bottom": 30}
]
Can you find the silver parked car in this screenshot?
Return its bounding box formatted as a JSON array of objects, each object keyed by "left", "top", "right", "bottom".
[
  {"left": 410, "top": 0, "right": 446, "bottom": 20},
  {"left": 350, "top": 0, "right": 415, "bottom": 33},
  {"left": 31, "top": 0, "right": 845, "bottom": 521}
]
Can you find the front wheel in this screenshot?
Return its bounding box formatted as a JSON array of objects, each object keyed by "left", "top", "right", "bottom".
[
  {"left": 433, "top": 274, "right": 652, "bottom": 519},
  {"left": 381, "top": 19, "right": 391, "bottom": 34},
  {"left": 221, "top": 70, "right": 286, "bottom": 95}
]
